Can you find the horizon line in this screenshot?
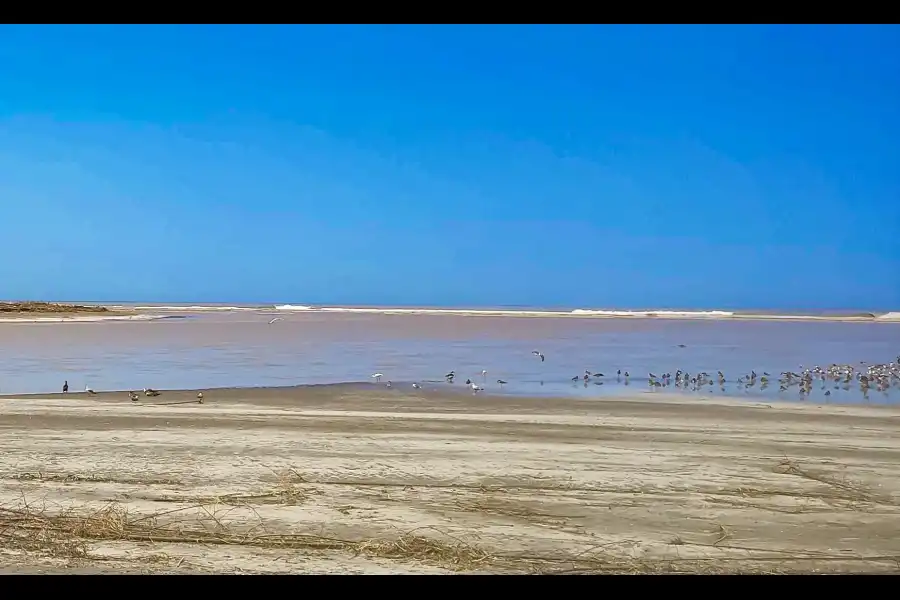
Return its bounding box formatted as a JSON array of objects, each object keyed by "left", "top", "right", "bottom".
[{"left": 3, "top": 299, "right": 895, "bottom": 318}]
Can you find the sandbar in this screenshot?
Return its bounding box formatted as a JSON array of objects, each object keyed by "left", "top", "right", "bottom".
[{"left": 1, "top": 385, "right": 898, "bottom": 574}]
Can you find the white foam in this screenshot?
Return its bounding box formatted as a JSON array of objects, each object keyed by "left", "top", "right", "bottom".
[
  {"left": 113, "top": 305, "right": 258, "bottom": 312},
  {"left": 277, "top": 306, "right": 737, "bottom": 318},
  {"left": 318, "top": 307, "right": 555, "bottom": 316},
  {"left": 274, "top": 304, "right": 316, "bottom": 311},
  {"left": 570, "top": 309, "right": 735, "bottom": 318},
  {"left": 91, "top": 303, "right": 900, "bottom": 322}
]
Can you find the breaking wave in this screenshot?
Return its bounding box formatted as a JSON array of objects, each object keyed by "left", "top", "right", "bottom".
[
  {"left": 570, "top": 309, "right": 734, "bottom": 318},
  {"left": 94, "top": 304, "right": 898, "bottom": 322}
]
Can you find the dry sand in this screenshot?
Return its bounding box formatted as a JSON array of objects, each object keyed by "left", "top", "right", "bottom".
[{"left": 1, "top": 385, "right": 899, "bottom": 574}]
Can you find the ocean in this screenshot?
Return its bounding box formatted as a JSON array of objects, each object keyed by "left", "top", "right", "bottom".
[{"left": 0, "top": 303, "right": 897, "bottom": 405}]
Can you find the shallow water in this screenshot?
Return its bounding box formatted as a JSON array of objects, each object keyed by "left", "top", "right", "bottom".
[{"left": 0, "top": 308, "right": 897, "bottom": 406}]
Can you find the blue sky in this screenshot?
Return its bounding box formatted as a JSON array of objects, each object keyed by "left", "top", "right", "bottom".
[{"left": 0, "top": 25, "right": 897, "bottom": 309}]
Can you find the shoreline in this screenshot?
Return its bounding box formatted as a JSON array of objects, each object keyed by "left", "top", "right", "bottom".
[
  {"left": 10, "top": 381, "right": 900, "bottom": 416},
  {"left": 126, "top": 303, "right": 900, "bottom": 322},
  {"left": 1, "top": 386, "right": 898, "bottom": 573},
  {"left": 0, "top": 301, "right": 138, "bottom": 323},
  {"left": 7, "top": 381, "right": 899, "bottom": 412},
  {"left": 0, "top": 300, "right": 897, "bottom": 323},
  {"left": 2, "top": 308, "right": 898, "bottom": 325}
]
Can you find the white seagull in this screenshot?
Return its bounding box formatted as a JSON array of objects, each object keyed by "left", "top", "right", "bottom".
[
  {"left": 85, "top": 385, "right": 96, "bottom": 395},
  {"left": 268, "top": 318, "right": 283, "bottom": 324},
  {"left": 371, "top": 373, "right": 383, "bottom": 383}
]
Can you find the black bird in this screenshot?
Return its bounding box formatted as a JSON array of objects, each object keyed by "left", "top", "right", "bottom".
[{"left": 62, "top": 381, "right": 68, "bottom": 393}]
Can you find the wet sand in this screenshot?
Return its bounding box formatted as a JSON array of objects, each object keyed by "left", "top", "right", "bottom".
[{"left": 1, "top": 385, "right": 899, "bottom": 574}]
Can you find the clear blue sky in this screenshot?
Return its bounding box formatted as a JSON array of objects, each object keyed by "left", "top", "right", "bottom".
[{"left": 1, "top": 25, "right": 897, "bottom": 310}]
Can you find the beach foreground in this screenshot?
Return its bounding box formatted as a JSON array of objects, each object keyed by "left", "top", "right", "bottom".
[{"left": 1, "top": 386, "right": 899, "bottom": 574}]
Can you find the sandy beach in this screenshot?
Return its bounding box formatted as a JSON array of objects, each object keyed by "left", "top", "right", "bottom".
[{"left": 1, "top": 385, "right": 899, "bottom": 574}]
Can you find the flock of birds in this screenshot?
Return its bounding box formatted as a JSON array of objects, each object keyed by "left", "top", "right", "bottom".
[
  {"left": 65, "top": 380, "right": 204, "bottom": 404},
  {"left": 633, "top": 360, "right": 900, "bottom": 400},
  {"left": 368, "top": 352, "right": 900, "bottom": 401},
  {"left": 63, "top": 341, "right": 899, "bottom": 404}
]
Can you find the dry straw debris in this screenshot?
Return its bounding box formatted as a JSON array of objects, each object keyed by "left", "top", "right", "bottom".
[{"left": 0, "top": 498, "right": 494, "bottom": 571}]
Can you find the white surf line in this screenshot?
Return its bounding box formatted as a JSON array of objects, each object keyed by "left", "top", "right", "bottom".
[{"left": 98, "top": 303, "right": 898, "bottom": 322}]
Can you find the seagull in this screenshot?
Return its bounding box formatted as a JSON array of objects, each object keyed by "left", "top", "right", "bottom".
[
  {"left": 497, "top": 379, "right": 507, "bottom": 388},
  {"left": 412, "top": 383, "right": 421, "bottom": 389},
  {"left": 470, "top": 382, "right": 483, "bottom": 393},
  {"left": 386, "top": 381, "right": 392, "bottom": 388},
  {"left": 532, "top": 351, "right": 545, "bottom": 362},
  {"left": 197, "top": 392, "right": 204, "bottom": 403},
  {"left": 129, "top": 392, "right": 139, "bottom": 402},
  {"left": 371, "top": 373, "right": 383, "bottom": 383},
  {"left": 85, "top": 386, "right": 96, "bottom": 395},
  {"left": 481, "top": 369, "right": 487, "bottom": 382},
  {"left": 268, "top": 318, "right": 283, "bottom": 324},
  {"left": 144, "top": 388, "right": 160, "bottom": 397}
]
